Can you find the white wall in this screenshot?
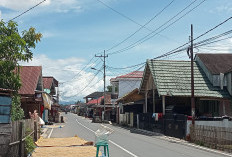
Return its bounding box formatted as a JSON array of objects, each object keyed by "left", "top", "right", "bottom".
[
  {"left": 118, "top": 79, "right": 141, "bottom": 98},
  {"left": 186, "top": 119, "right": 232, "bottom": 135}
]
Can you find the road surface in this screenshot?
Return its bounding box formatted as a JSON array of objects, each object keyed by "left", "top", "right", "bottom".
[{"left": 49, "top": 113, "right": 229, "bottom": 157}]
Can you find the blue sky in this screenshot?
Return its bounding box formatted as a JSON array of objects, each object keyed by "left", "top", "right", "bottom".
[{"left": 1, "top": 0, "right": 232, "bottom": 102}]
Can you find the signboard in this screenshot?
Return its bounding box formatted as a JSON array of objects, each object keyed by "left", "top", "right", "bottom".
[{"left": 0, "top": 96, "right": 12, "bottom": 123}]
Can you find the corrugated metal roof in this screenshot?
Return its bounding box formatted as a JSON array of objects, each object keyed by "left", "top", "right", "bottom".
[
  {"left": 43, "top": 77, "right": 53, "bottom": 89},
  {"left": 18, "top": 66, "right": 42, "bottom": 95},
  {"left": 42, "top": 76, "right": 58, "bottom": 89},
  {"left": 143, "top": 60, "right": 230, "bottom": 98},
  {"left": 197, "top": 53, "right": 232, "bottom": 74}
]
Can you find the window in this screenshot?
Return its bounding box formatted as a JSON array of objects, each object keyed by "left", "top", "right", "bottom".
[
  {"left": 0, "top": 96, "right": 12, "bottom": 123},
  {"left": 199, "top": 100, "right": 219, "bottom": 117}
]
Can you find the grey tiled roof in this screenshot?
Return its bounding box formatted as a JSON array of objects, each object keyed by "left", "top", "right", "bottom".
[{"left": 143, "top": 60, "right": 230, "bottom": 98}]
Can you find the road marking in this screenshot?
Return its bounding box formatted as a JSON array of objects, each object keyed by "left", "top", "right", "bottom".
[
  {"left": 109, "top": 140, "right": 138, "bottom": 157},
  {"left": 76, "top": 119, "right": 95, "bottom": 133},
  {"left": 75, "top": 119, "right": 138, "bottom": 157},
  {"left": 48, "top": 128, "right": 53, "bottom": 138}
]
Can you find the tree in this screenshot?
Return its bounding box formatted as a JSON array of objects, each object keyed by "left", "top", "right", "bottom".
[
  {"left": 0, "top": 20, "right": 42, "bottom": 121},
  {"left": 106, "top": 85, "right": 118, "bottom": 92}
]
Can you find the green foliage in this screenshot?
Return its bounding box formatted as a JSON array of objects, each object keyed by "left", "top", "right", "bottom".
[
  {"left": 11, "top": 94, "right": 24, "bottom": 121},
  {"left": 25, "top": 128, "right": 35, "bottom": 155},
  {"left": 0, "top": 20, "right": 42, "bottom": 91},
  {"left": 25, "top": 135, "right": 36, "bottom": 155},
  {"left": 0, "top": 61, "right": 21, "bottom": 91},
  {"left": 106, "top": 85, "right": 118, "bottom": 92},
  {"left": 0, "top": 20, "right": 42, "bottom": 120}
]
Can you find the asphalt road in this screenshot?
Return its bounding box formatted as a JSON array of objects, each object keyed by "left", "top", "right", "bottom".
[{"left": 50, "top": 113, "right": 229, "bottom": 157}]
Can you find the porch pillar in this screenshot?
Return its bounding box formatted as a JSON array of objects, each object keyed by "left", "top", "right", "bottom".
[
  {"left": 223, "top": 100, "right": 226, "bottom": 115},
  {"left": 162, "top": 95, "right": 165, "bottom": 115},
  {"left": 144, "top": 90, "right": 148, "bottom": 113},
  {"left": 153, "top": 88, "right": 155, "bottom": 113}
]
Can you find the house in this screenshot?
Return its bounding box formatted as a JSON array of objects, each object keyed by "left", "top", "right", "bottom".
[
  {"left": 140, "top": 59, "right": 231, "bottom": 116},
  {"left": 84, "top": 92, "right": 114, "bottom": 121},
  {"left": 18, "top": 66, "right": 45, "bottom": 119},
  {"left": 0, "top": 88, "right": 13, "bottom": 123},
  {"left": 84, "top": 91, "right": 110, "bottom": 103},
  {"left": 0, "top": 88, "right": 13, "bottom": 156},
  {"left": 43, "top": 76, "right": 59, "bottom": 122},
  {"left": 137, "top": 59, "right": 231, "bottom": 138},
  {"left": 110, "top": 71, "right": 144, "bottom": 123},
  {"left": 116, "top": 88, "right": 144, "bottom": 126},
  {"left": 110, "top": 71, "right": 144, "bottom": 98},
  {"left": 196, "top": 53, "right": 232, "bottom": 116}
]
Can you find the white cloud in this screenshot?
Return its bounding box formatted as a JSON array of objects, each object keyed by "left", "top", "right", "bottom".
[
  {"left": 20, "top": 54, "right": 104, "bottom": 102},
  {"left": 41, "top": 31, "right": 56, "bottom": 38},
  {"left": 0, "top": 0, "right": 83, "bottom": 12},
  {"left": 216, "top": 5, "right": 232, "bottom": 13},
  {"left": 0, "top": 0, "right": 50, "bottom": 11}
]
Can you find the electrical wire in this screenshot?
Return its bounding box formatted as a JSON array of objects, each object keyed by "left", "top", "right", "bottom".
[
  {"left": 104, "top": 0, "right": 175, "bottom": 52},
  {"left": 153, "top": 16, "right": 232, "bottom": 60},
  {"left": 60, "top": 56, "right": 99, "bottom": 85},
  {"left": 107, "top": 0, "right": 202, "bottom": 56},
  {"left": 8, "top": 0, "right": 47, "bottom": 22}
]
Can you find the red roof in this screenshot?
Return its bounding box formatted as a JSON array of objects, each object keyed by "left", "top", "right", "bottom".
[
  {"left": 116, "top": 71, "right": 143, "bottom": 79},
  {"left": 87, "top": 95, "right": 111, "bottom": 105},
  {"left": 87, "top": 96, "right": 102, "bottom": 105},
  {"left": 43, "top": 77, "right": 53, "bottom": 89},
  {"left": 18, "top": 66, "right": 42, "bottom": 95},
  {"left": 43, "top": 77, "right": 58, "bottom": 89}
]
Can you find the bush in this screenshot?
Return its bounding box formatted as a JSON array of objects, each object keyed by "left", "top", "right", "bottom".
[
  {"left": 11, "top": 94, "right": 24, "bottom": 121},
  {"left": 25, "top": 135, "right": 36, "bottom": 156}
]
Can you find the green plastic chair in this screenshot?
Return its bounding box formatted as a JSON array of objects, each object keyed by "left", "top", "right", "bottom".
[{"left": 96, "top": 142, "right": 109, "bottom": 157}]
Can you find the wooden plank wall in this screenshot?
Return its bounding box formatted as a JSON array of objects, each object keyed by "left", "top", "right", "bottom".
[
  {"left": 0, "top": 119, "right": 39, "bottom": 157},
  {"left": 0, "top": 124, "right": 12, "bottom": 157}
]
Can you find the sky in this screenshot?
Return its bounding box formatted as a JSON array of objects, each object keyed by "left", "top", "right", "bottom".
[{"left": 0, "top": 0, "right": 232, "bottom": 103}]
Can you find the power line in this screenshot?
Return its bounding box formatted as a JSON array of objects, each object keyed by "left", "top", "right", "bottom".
[
  {"left": 107, "top": 0, "right": 203, "bottom": 56},
  {"left": 106, "top": 62, "right": 145, "bottom": 70},
  {"left": 60, "top": 56, "right": 98, "bottom": 85},
  {"left": 8, "top": 0, "right": 47, "bottom": 22},
  {"left": 96, "top": 0, "right": 147, "bottom": 29},
  {"left": 153, "top": 16, "right": 232, "bottom": 59},
  {"left": 104, "top": 0, "right": 175, "bottom": 52},
  {"left": 62, "top": 67, "right": 103, "bottom": 98}
]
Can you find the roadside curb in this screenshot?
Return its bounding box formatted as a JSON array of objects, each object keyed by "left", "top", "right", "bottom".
[{"left": 111, "top": 124, "right": 232, "bottom": 157}]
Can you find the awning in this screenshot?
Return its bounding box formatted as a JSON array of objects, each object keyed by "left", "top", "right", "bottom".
[
  {"left": 42, "top": 93, "right": 53, "bottom": 110},
  {"left": 117, "top": 88, "right": 144, "bottom": 104}
]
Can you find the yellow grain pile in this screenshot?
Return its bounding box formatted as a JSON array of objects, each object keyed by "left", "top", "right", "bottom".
[{"left": 32, "top": 137, "right": 96, "bottom": 157}]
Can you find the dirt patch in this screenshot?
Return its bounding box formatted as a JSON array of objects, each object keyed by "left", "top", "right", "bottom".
[{"left": 32, "top": 137, "right": 97, "bottom": 157}]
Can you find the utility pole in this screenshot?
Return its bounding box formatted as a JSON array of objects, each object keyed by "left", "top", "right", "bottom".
[
  {"left": 95, "top": 50, "right": 108, "bottom": 121},
  {"left": 190, "top": 24, "right": 195, "bottom": 125}
]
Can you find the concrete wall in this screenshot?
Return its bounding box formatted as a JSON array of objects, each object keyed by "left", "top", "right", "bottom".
[
  {"left": 119, "top": 112, "right": 133, "bottom": 127},
  {"left": 118, "top": 79, "right": 141, "bottom": 98},
  {"left": 186, "top": 119, "right": 232, "bottom": 135}
]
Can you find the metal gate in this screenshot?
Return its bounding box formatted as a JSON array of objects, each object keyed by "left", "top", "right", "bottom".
[
  {"left": 138, "top": 113, "right": 164, "bottom": 133},
  {"left": 164, "top": 114, "right": 187, "bottom": 139}
]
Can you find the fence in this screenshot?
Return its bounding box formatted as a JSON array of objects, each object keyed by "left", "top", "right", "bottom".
[
  {"left": 138, "top": 113, "right": 164, "bottom": 133},
  {"left": 0, "top": 119, "right": 39, "bottom": 157},
  {"left": 190, "top": 125, "right": 232, "bottom": 153}
]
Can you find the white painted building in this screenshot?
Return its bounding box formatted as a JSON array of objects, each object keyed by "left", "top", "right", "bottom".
[{"left": 110, "top": 71, "right": 143, "bottom": 99}]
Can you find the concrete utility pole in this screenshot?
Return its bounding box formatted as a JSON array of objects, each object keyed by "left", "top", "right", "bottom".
[
  {"left": 190, "top": 24, "right": 195, "bottom": 125},
  {"left": 95, "top": 50, "right": 108, "bottom": 121}
]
